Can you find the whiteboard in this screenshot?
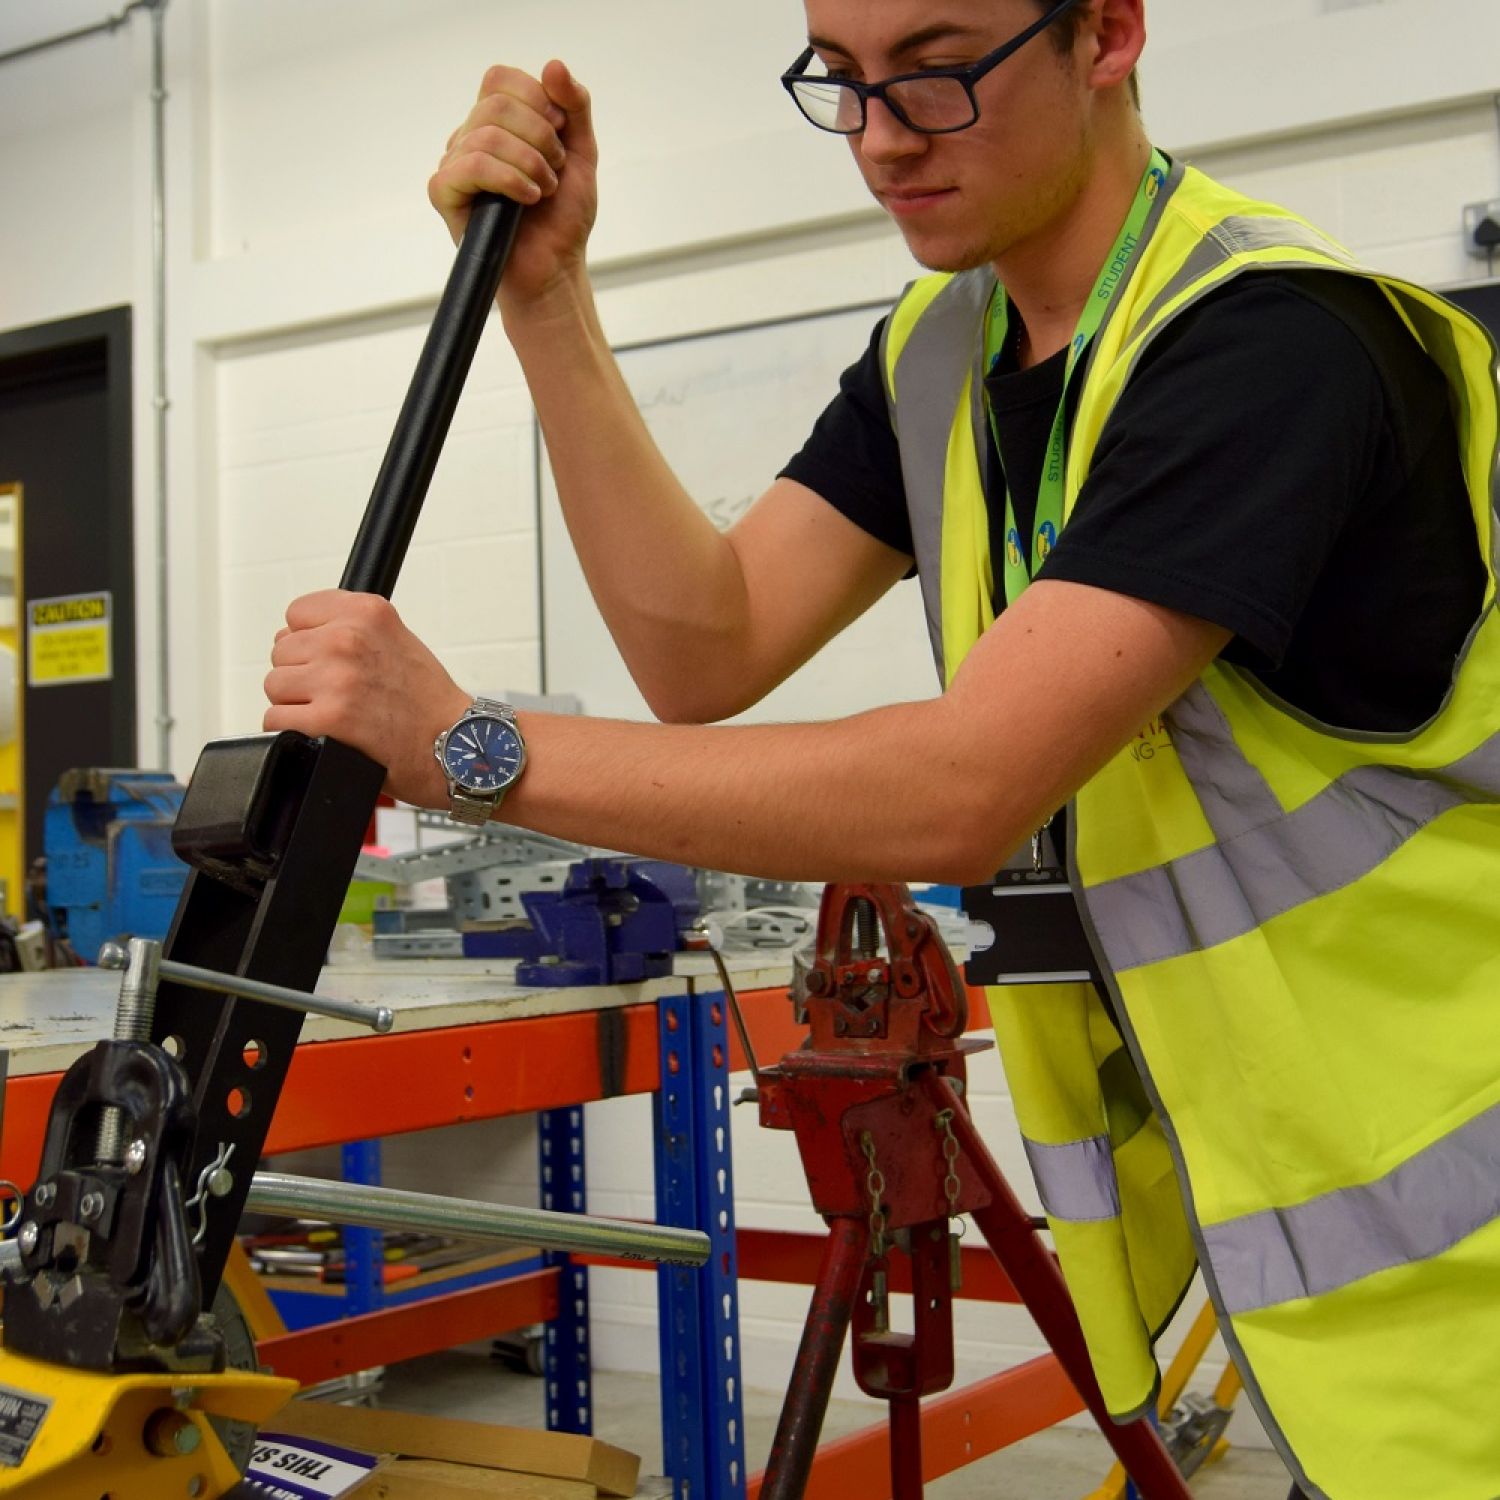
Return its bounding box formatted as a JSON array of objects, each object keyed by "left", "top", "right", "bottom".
[{"left": 539, "top": 304, "right": 939, "bottom": 723}]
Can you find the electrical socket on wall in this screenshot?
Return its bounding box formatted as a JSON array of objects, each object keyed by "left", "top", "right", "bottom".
[{"left": 1463, "top": 200, "right": 1500, "bottom": 260}]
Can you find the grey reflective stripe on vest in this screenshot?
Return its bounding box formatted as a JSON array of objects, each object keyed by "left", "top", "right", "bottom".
[
  {"left": 1024, "top": 1134, "right": 1121, "bottom": 1222},
  {"left": 1022, "top": 1051, "right": 1152, "bottom": 1222},
  {"left": 1204, "top": 1097, "right": 1500, "bottom": 1316},
  {"left": 1161, "top": 684, "right": 1283, "bottom": 838},
  {"left": 1086, "top": 681, "right": 1500, "bottom": 972},
  {"left": 1129, "top": 214, "right": 1354, "bottom": 337},
  {"left": 887, "top": 270, "right": 992, "bottom": 685},
  {"left": 886, "top": 164, "right": 1186, "bottom": 688}
]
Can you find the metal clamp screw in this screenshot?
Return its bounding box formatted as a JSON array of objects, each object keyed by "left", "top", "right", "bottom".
[
  {"left": 33, "top": 1183, "right": 55, "bottom": 1209},
  {"left": 17, "top": 1222, "right": 38, "bottom": 1257},
  {"left": 79, "top": 1192, "right": 105, "bottom": 1223},
  {"left": 125, "top": 1139, "right": 148, "bottom": 1176}
]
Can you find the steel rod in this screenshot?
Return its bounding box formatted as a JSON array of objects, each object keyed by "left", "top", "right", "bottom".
[
  {"left": 246, "top": 1172, "right": 710, "bottom": 1268},
  {"left": 159, "top": 959, "right": 394, "bottom": 1033},
  {"left": 99, "top": 943, "right": 393, "bottom": 1033}
]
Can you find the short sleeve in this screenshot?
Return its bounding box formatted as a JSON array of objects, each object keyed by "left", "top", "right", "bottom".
[{"left": 779, "top": 317, "right": 915, "bottom": 557}]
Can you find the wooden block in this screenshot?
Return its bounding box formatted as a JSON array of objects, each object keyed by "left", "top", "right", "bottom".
[
  {"left": 356, "top": 1458, "right": 596, "bottom": 1498},
  {"left": 274, "top": 1401, "right": 638, "bottom": 1498}
]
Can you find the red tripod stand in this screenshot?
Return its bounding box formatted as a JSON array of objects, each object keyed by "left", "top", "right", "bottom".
[{"left": 755, "top": 884, "right": 1193, "bottom": 1500}]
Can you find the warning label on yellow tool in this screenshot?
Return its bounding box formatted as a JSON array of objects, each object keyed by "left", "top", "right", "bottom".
[
  {"left": 27, "top": 590, "right": 112, "bottom": 686},
  {"left": 0, "top": 1382, "right": 51, "bottom": 1467}
]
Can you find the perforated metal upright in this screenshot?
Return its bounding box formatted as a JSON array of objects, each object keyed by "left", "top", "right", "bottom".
[
  {"left": 339, "top": 1138, "right": 384, "bottom": 1318},
  {"left": 540, "top": 1104, "right": 593, "bottom": 1433},
  {"left": 655, "top": 980, "right": 747, "bottom": 1499}
]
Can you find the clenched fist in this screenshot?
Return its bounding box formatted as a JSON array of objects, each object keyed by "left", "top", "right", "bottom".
[
  {"left": 429, "top": 60, "right": 599, "bottom": 321},
  {"left": 263, "top": 590, "right": 470, "bottom": 808}
]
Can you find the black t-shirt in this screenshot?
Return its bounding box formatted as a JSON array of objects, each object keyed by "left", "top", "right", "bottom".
[{"left": 782, "top": 270, "right": 1486, "bottom": 733}]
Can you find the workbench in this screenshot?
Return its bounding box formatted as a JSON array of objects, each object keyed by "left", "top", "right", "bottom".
[
  {"left": 0, "top": 956, "right": 1090, "bottom": 1500},
  {"left": 0, "top": 952, "right": 789, "bottom": 1498}
]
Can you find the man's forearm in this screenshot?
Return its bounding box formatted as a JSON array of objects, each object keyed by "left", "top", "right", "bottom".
[
  {"left": 265, "top": 580, "right": 1230, "bottom": 893},
  {"left": 505, "top": 274, "right": 753, "bottom": 721},
  {"left": 496, "top": 697, "right": 1020, "bottom": 886}
]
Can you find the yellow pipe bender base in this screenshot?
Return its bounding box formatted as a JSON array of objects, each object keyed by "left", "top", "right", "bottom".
[{"left": 0, "top": 1350, "right": 296, "bottom": 1499}]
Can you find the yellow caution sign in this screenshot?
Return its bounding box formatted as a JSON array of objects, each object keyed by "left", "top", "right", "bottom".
[{"left": 27, "top": 591, "right": 112, "bottom": 686}]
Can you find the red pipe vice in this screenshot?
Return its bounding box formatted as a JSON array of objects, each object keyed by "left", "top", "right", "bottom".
[{"left": 755, "top": 883, "right": 1192, "bottom": 1500}]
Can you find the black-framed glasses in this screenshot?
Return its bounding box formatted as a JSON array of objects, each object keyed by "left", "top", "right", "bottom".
[{"left": 781, "top": 0, "right": 1087, "bottom": 136}]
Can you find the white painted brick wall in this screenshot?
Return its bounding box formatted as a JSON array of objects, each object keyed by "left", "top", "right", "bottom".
[{"left": 214, "top": 314, "right": 542, "bottom": 733}]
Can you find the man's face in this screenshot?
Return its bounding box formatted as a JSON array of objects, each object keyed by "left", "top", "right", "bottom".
[{"left": 800, "top": 0, "right": 1095, "bottom": 272}]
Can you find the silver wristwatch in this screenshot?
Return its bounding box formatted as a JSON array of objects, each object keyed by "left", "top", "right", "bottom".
[{"left": 433, "top": 696, "right": 528, "bottom": 827}]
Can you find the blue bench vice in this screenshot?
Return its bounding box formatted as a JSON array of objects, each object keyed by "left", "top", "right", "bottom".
[{"left": 461, "top": 856, "right": 700, "bottom": 985}]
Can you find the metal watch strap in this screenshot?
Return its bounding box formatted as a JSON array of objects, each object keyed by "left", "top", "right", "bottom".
[
  {"left": 448, "top": 787, "right": 499, "bottom": 826},
  {"left": 444, "top": 696, "right": 520, "bottom": 826}
]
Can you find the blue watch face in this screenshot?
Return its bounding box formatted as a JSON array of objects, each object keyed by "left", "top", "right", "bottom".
[{"left": 443, "top": 716, "right": 524, "bottom": 793}]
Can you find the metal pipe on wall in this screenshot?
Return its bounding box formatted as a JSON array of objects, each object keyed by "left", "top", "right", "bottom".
[
  {"left": 148, "top": 0, "right": 172, "bottom": 769},
  {"left": 0, "top": 3, "right": 147, "bottom": 67}
]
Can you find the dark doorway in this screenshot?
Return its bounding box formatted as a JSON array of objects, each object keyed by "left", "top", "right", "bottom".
[{"left": 0, "top": 307, "right": 136, "bottom": 882}]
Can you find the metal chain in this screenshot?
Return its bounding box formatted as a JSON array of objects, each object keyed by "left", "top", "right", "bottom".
[
  {"left": 934, "top": 1107, "right": 967, "bottom": 1289},
  {"left": 934, "top": 1108, "right": 962, "bottom": 1217},
  {"left": 860, "top": 1131, "right": 887, "bottom": 1260},
  {"left": 860, "top": 1130, "right": 891, "bottom": 1332}
]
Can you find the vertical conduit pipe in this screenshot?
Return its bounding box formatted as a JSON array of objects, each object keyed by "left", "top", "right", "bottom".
[{"left": 147, "top": 0, "right": 172, "bottom": 769}]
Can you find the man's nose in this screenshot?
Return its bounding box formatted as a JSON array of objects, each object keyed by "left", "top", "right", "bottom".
[{"left": 858, "top": 95, "right": 927, "bottom": 164}]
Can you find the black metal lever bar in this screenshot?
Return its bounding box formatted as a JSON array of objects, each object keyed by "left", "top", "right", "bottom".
[
  {"left": 343, "top": 196, "right": 524, "bottom": 597},
  {"left": 167, "top": 193, "right": 523, "bottom": 1301},
  {"left": 3, "top": 195, "right": 526, "bottom": 1372}
]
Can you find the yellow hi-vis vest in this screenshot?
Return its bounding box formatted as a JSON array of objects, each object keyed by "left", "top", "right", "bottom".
[{"left": 881, "top": 159, "right": 1500, "bottom": 1500}]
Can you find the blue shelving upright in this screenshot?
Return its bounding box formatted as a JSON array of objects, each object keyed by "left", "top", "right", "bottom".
[{"left": 655, "top": 979, "right": 748, "bottom": 1499}]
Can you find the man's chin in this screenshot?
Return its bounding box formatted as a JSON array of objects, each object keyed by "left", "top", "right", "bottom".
[
  {"left": 896, "top": 227, "right": 999, "bottom": 275},
  {"left": 900, "top": 244, "right": 996, "bottom": 274}
]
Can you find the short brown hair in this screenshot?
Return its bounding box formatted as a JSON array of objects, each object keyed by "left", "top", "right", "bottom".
[{"left": 1039, "top": 2, "right": 1142, "bottom": 110}]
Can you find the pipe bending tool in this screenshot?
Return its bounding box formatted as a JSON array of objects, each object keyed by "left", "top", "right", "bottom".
[{"left": 0, "top": 187, "right": 703, "bottom": 1499}]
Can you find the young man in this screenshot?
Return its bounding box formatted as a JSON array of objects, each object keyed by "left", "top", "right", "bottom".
[{"left": 264, "top": 4, "right": 1500, "bottom": 1496}]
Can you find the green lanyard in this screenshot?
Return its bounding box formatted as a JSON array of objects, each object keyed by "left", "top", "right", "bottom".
[{"left": 985, "top": 148, "right": 1170, "bottom": 607}]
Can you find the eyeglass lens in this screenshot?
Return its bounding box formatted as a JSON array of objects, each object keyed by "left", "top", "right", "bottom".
[{"left": 791, "top": 72, "right": 976, "bottom": 134}]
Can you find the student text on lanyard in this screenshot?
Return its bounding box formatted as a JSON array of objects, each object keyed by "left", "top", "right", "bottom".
[{"left": 986, "top": 148, "right": 1171, "bottom": 608}]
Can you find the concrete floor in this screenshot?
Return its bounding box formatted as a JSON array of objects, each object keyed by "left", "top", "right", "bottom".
[{"left": 374, "top": 1347, "right": 1295, "bottom": 1498}]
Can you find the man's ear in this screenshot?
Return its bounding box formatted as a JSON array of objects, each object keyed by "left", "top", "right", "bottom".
[{"left": 1083, "top": 0, "right": 1146, "bottom": 95}]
